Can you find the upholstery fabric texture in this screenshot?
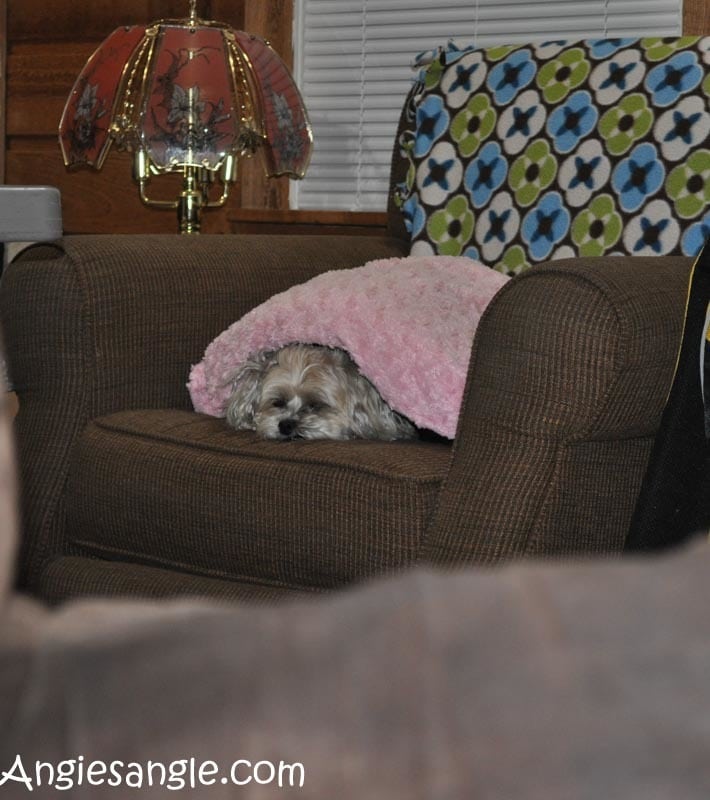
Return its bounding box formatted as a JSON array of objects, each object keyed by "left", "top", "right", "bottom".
[
  {"left": 37, "top": 557, "right": 313, "bottom": 605},
  {"left": 426, "top": 254, "right": 690, "bottom": 565},
  {"left": 65, "top": 410, "right": 450, "bottom": 590},
  {"left": 396, "top": 36, "right": 710, "bottom": 270}
]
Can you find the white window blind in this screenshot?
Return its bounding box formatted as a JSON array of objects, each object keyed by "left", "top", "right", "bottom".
[{"left": 292, "top": 0, "right": 683, "bottom": 212}]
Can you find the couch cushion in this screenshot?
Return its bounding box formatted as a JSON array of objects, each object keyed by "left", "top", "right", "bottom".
[
  {"left": 65, "top": 410, "right": 451, "bottom": 591},
  {"left": 395, "top": 37, "right": 710, "bottom": 272}
]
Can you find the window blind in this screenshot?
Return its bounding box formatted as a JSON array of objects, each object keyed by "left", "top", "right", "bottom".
[{"left": 292, "top": 0, "right": 683, "bottom": 211}]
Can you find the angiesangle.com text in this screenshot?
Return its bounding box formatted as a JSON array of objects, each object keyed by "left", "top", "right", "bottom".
[{"left": 0, "top": 754, "right": 305, "bottom": 792}]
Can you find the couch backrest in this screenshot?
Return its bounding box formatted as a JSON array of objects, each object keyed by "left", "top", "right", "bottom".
[{"left": 389, "top": 36, "right": 710, "bottom": 273}]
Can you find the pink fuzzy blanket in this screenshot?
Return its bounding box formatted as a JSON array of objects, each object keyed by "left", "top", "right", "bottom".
[{"left": 188, "top": 256, "right": 509, "bottom": 438}]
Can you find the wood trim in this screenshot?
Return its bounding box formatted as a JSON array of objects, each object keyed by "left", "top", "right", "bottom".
[
  {"left": 683, "top": 0, "right": 710, "bottom": 34},
  {"left": 227, "top": 208, "right": 389, "bottom": 236},
  {"left": 230, "top": 209, "right": 388, "bottom": 226}
]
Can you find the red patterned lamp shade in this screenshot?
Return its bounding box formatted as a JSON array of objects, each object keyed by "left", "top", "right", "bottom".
[{"left": 58, "top": 4, "right": 312, "bottom": 232}]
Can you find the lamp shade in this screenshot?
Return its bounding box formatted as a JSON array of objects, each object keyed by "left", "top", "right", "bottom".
[
  {"left": 59, "top": 25, "right": 146, "bottom": 170},
  {"left": 58, "top": 15, "right": 312, "bottom": 179}
]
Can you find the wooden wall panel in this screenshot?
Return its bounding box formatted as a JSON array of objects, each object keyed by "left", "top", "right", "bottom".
[
  {"left": 683, "top": 0, "right": 710, "bottom": 33},
  {"left": 6, "top": 43, "right": 96, "bottom": 136},
  {"left": 0, "top": 1, "right": 6, "bottom": 184},
  {"left": 236, "top": 0, "right": 293, "bottom": 212},
  {"left": 7, "top": 1, "right": 244, "bottom": 42}
]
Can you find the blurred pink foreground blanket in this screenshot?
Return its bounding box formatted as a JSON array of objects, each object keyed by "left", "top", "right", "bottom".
[{"left": 188, "top": 256, "right": 509, "bottom": 438}]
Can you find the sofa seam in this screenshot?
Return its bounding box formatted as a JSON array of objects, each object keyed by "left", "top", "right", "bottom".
[
  {"left": 89, "top": 416, "right": 450, "bottom": 485},
  {"left": 68, "top": 542, "right": 330, "bottom": 595}
]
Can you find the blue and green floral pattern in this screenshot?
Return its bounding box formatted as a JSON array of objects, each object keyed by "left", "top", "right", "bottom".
[{"left": 395, "top": 37, "right": 710, "bottom": 272}]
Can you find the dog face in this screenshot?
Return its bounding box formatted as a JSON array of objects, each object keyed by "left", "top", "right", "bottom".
[{"left": 225, "top": 344, "right": 416, "bottom": 441}]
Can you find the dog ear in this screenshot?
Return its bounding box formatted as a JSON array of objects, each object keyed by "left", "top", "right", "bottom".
[{"left": 225, "top": 351, "right": 277, "bottom": 430}]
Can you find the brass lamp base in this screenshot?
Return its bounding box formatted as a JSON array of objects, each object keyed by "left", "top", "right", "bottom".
[
  {"left": 134, "top": 156, "right": 238, "bottom": 234},
  {"left": 178, "top": 174, "right": 205, "bottom": 235}
]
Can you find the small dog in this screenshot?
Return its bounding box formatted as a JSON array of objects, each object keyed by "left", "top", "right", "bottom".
[{"left": 226, "top": 344, "right": 417, "bottom": 441}]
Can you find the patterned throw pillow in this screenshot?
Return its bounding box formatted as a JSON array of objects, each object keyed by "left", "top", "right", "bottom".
[{"left": 394, "top": 37, "right": 710, "bottom": 274}]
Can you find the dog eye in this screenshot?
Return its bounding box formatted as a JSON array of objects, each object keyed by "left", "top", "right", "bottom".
[
  {"left": 271, "top": 399, "right": 287, "bottom": 409},
  {"left": 304, "top": 401, "right": 327, "bottom": 413}
]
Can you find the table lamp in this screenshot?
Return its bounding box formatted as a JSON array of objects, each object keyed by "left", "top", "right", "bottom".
[{"left": 58, "top": 1, "right": 312, "bottom": 233}]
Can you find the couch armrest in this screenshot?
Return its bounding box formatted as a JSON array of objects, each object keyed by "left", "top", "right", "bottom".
[
  {"left": 0, "top": 232, "right": 407, "bottom": 588},
  {"left": 425, "top": 255, "right": 693, "bottom": 565}
]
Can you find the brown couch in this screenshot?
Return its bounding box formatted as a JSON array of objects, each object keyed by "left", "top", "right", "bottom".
[{"left": 0, "top": 226, "right": 691, "bottom": 603}]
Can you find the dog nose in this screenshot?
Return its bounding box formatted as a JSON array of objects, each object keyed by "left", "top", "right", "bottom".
[{"left": 278, "top": 419, "right": 297, "bottom": 438}]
